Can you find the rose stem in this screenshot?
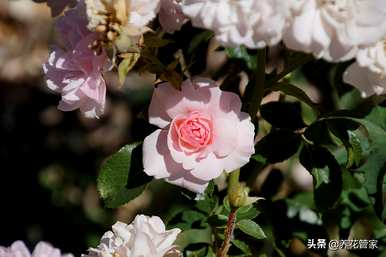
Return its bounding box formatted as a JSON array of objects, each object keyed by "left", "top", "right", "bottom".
[
  {"left": 217, "top": 208, "right": 237, "bottom": 257},
  {"left": 217, "top": 170, "right": 240, "bottom": 257}
]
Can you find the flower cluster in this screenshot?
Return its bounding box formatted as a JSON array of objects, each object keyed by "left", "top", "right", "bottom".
[
  {"left": 183, "top": 0, "right": 386, "bottom": 62},
  {"left": 83, "top": 215, "right": 181, "bottom": 257},
  {"left": 43, "top": 1, "right": 109, "bottom": 118},
  {"left": 43, "top": 0, "right": 186, "bottom": 118}
]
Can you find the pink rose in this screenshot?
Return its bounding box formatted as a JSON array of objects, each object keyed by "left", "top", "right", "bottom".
[
  {"left": 43, "top": 2, "right": 109, "bottom": 119},
  {"left": 143, "top": 78, "right": 255, "bottom": 193},
  {"left": 158, "top": 0, "right": 186, "bottom": 33}
]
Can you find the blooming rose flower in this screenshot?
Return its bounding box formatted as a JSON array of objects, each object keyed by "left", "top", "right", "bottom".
[
  {"left": 343, "top": 39, "right": 386, "bottom": 97},
  {"left": 182, "top": 0, "right": 289, "bottom": 49},
  {"left": 43, "top": 1, "right": 109, "bottom": 118},
  {"left": 159, "top": 0, "right": 186, "bottom": 33},
  {"left": 83, "top": 215, "right": 181, "bottom": 257},
  {"left": 0, "top": 241, "right": 73, "bottom": 257},
  {"left": 143, "top": 78, "right": 255, "bottom": 193},
  {"left": 283, "top": 0, "right": 386, "bottom": 62}
]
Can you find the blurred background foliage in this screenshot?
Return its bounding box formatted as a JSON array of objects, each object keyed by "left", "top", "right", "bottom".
[{"left": 0, "top": 1, "right": 385, "bottom": 257}]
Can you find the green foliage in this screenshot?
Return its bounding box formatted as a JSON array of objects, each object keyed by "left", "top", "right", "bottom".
[
  {"left": 97, "top": 142, "right": 151, "bottom": 208},
  {"left": 226, "top": 46, "right": 257, "bottom": 70},
  {"left": 175, "top": 227, "right": 213, "bottom": 250},
  {"left": 236, "top": 219, "right": 266, "bottom": 240},
  {"left": 260, "top": 102, "right": 306, "bottom": 129},
  {"left": 255, "top": 129, "right": 302, "bottom": 163},
  {"left": 267, "top": 82, "right": 319, "bottom": 112},
  {"left": 299, "top": 144, "right": 342, "bottom": 211},
  {"left": 118, "top": 53, "right": 140, "bottom": 85}
]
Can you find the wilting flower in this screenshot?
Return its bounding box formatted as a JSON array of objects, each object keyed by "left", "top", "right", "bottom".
[
  {"left": 85, "top": 0, "right": 160, "bottom": 52},
  {"left": 83, "top": 215, "right": 181, "bottom": 257},
  {"left": 343, "top": 39, "right": 386, "bottom": 97},
  {"left": 182, "top": 0, "right": 289, "bottom": 49},
  {"left": 159, "top": 0, "right": 186, "bottom": 33},
  {"left": 43, "top": 2, "right": 109, "bottom": 118},
  {"left": 0, "top": 241, "right": 73, "bottom": 257},
  {"left": 143, "top": 78, "right": 255, "bottom": 193},
  {"left": 283, "top": 0, "right": 386, "bottom": 62}
]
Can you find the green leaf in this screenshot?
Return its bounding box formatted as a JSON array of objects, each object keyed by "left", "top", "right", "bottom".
[
  {"left": 97, "top": 142, "right": 151, "bottom": 208},
  {"left": 236, "top": 220, "right": 266, "bottom": 240},
  {"left": 299, "top": 145, "right": 342, "bottom": 211},
  {"left": 226, "top": 46, "right": 257, "bottom": 70},
  {"left": 144, "top": 34, "right": 172, "bottom": 48},
  {"left": 319, "top": 111, "right": 386, "bottom": 217},
  {"left": 304, "top": 121, "right": 336, "bottom": 146},
  {"left": 255, "top": 129, "right": 302, "bottom": 163},
  {"left": 231, "top": 239, "right": 252, "bottom": 255},
  {"left": 236, "top": 205, "right": 260, "bottom": 221},
  {"left": 260, "top": 102, "right": 306, "bottom": 130},
  {"left": 182, "top": 210, "right": 207, "bottom": 225},
  {"left": 118, "top": 53, "right": 140, "bottom": 85},
  {"left": 175, "top": 227, "right": 212, "bottom": 249},
  {"left": 346, "top": 131, "right": 363, "bottom": 168},
  {"left": 188, "top": 31, "right": 214, "bottom": 54},
  {"left": 267, "top": 82, "right": 319, "bottom": 112}
]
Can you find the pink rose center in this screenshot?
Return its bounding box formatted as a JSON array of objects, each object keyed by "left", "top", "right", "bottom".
[{"left": 174, "top": 112, "right": 213, "bottom": 151}]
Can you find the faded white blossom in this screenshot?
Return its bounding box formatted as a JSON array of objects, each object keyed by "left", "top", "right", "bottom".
[
  {"left": 284, "top": 0, "right": 386, "bottom": 62},
  {"left": 182, "top": 0, "right": 289, "bottom": 49},
  {"left": 84, "top": 0, "right": 160, "bottom": 52},
  {"left": 344, "top": 39, "right": 386, "bottom": 97},
  {"left": 83, "top": 215, "right": 181, "bottom": 257}
]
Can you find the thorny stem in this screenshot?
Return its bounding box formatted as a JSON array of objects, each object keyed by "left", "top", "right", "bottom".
[
  {"left": 217, "top": 170, "right": 240, "bottom": 257},
  {"left": 217, "top": 208, "right": 237, "bottom": 257}
]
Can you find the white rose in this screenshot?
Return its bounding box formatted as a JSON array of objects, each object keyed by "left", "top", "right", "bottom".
[
  {"left": 182, "top": 0, "right": 289, "bottom": 49},
  {"left": 284, "top": 0, "right": 386, "bottom": 62},
  {"left": 343, "top": 39, "right": 386, "bottom": 97},
  {"left": 83, "top": 215, "right": 181, "bottom": 257}
]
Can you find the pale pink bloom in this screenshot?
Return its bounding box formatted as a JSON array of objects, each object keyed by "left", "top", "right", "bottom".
[
  {"left": 43, "top": 2, "right": 109, "bottom": 118},
  {"left": 143, "top": 78, "right": 255, "bottom": 193},
  {"left": 159, "top": 0, "right": 186, "bottom": 33},
  {"left": 0, "top": 241, "right": 73, "bottom": 257},
  {"left": 83, "top": 215, "right": 181, "bottom": 257}
]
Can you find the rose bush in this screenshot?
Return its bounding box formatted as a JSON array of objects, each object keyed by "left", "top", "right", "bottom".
[{"left": 5, "top": 0, "right": 386, "bottom": 256}]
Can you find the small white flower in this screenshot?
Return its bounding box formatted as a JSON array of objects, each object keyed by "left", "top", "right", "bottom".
[
  {"left": 284, "top": 0, "right": 386, "bottom": 62},
  {"left": 344, "top": 39, "right": 386, "bottom": 97},
  {"left": 182, "top": 0, "right": 289, "bottom": 49},
  {"left": 83, "top": 215, "right": 181, "bottom": 257}
]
